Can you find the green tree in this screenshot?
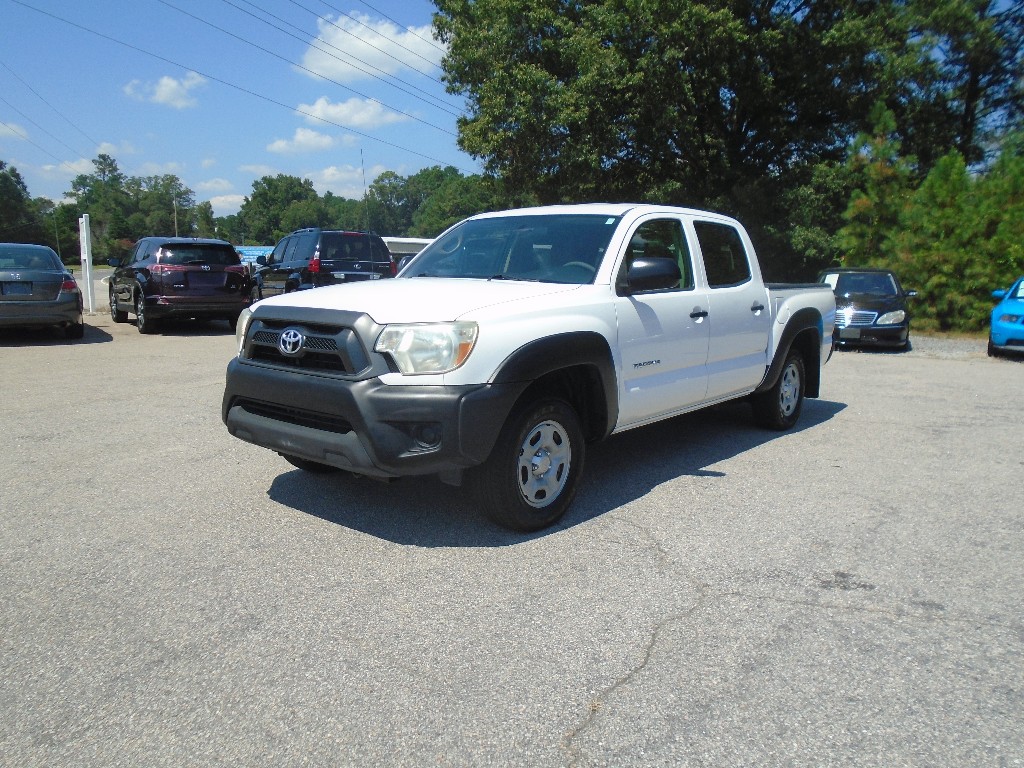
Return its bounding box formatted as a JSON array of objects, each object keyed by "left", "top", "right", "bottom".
[
  {"left": 0, "top": 160, "right": 44, "bottom": 243},
  {"left": 67, "top": 154, "right": 132, "bottom": 261},
  {"left": 195, "top": 201, "right": 217, "bottom": 238},
  {"left": 239, "top": 174, "right": 319, "bottom": 243}
]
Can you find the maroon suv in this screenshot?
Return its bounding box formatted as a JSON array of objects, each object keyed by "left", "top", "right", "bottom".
[{"left": 109, "top": 237, "right": 252, "bottom": 333}]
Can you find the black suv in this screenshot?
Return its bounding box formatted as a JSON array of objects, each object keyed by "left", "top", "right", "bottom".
[
  {"left": 108, "top": 237, "right": 252, "bottom": 333},
  {"left": 254, "top": 229, "right": 395, "bottom": 298}
]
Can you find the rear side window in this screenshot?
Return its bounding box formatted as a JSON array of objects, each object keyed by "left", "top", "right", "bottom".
[
  {"left": 159, "top": 244, "right": 240, "bottom": 266},
  {"left": 694, "top": 221, "right": 751, "bottom": 288},
  {"left": 291, "top": 231, "right": 318, "bottom": 261}
]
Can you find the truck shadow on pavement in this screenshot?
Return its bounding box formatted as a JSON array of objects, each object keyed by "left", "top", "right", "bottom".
[{"left": 265, "top": 397, "right": 846, "bottom": 547}]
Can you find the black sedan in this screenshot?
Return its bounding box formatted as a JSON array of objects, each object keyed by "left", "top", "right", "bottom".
[
  {"left": 0, "top": 243, "right": 84, "bottom": 339},
  {"left": 818, "top": 268, "right": 916, "bottom": 350}
]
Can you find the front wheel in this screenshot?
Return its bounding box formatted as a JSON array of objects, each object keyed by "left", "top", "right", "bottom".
[
  {"left": 469, "top": 398, "right": 584, "bottom": 532},
  {"left": 752, "top": 350, "right": 805, "bottom": 430}
]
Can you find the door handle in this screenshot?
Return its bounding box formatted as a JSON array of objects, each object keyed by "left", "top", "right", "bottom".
[
  {"left": 690, "top": 309, "right": 709, "bottom": 319},
  {"left": 751, "top": 303, "right": 765, "bottom": 312}
]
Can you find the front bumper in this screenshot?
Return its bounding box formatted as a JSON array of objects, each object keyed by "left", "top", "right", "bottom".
[
  {"left": 833, "top": 324, "right": 909, "bottom": 348},
  {"left": 222, "top": 358, "right": 524, "bottom": 478}
]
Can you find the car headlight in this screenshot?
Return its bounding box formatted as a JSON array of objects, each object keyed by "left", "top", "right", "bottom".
[
  {"left": 375, "top": 322, "right": 478, "bottom": 374},
  {"left": 998, "top": 313, "right": 1022, "bottom": 324},
  {"left": 876, "top": 310, "right": 906, "bottom": 325},
  {"left": 235, "top": 307, "right": 254, "bottom": 355}
]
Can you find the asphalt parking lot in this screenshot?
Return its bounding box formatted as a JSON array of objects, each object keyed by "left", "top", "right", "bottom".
[{"left": 1, "top": 307, "right": 1021, "bottom": 767}]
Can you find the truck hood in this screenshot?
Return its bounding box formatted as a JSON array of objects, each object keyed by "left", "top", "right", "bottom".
[{"left": 254, "top": 277, "right": 581, "bottom": 324}]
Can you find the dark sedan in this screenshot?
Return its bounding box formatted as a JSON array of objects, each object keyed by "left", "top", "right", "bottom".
[
  {"left": 819, "top": 268, "right": 916, "bottom": 350},
  {"left": 0, "top": 243, "right": 84, "bottom": 339}
]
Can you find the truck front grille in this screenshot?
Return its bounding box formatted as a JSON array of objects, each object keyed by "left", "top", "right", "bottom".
[{"left": 246, "top": 321, "right": 370, "bottom": 375}]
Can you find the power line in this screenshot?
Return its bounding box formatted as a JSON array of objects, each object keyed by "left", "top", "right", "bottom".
[
  {"left": 156, "top": 0, "right": 457, "bottom": 136},
  {"left": 286, "top": 0, "right": 444, "bottom": 75},
  {"left": 320, "top": 0, "right": 448, "bottom": 59},
  {"left": 0, "top": 94, "right": 89, "bottom": 160},
  {"left": 0, "top": 58, "right": 100, "bottom": 149},
  {"left": 216, "top": 0, "right": 460, "bottom": 117},
  {"left": 9, "top": 0, "right": 470, "bottom": 170}
]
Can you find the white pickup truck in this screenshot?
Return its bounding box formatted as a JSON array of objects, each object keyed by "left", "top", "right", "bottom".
[{"left": 223, "top": 204, "right": 835, "bottom": 531}]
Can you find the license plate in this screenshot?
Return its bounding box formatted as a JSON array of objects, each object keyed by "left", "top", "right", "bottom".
[
  {"left": 332, "top": 272, "right": 347, "bottom": 280},
  {"left": 840, "top": 327, "right": 861, "bottom": 339},
  {"left": 3, "top": 282, "right": 31, "bottom": 295}
]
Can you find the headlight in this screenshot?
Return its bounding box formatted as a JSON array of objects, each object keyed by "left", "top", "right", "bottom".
[
  {"left": 998, "top": 313, "right": 1022, "bottom": 323},
  {"left": 375, "top": 322, "right": 478, "bottom": 374},
  {"left": 235, "top": 307, "right": 254, "bottom": 355},
  {"left": 876, "top": 310, "right": 906, "bottom": 325}
]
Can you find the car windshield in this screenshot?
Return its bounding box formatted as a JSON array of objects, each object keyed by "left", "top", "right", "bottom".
[
  {"left": 403, "top": 214, "right": 621, "bottom": 284},
  {"left": 159, "top": 244, "right": 240, "bottom": 266},
  {"left": 824, "top": 272, "right": 898, "bottom": 296}
]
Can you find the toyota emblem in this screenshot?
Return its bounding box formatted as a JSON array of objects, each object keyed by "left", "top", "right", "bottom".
[{"left": 279, "top": 328, "right": 304, "bottom": 356}]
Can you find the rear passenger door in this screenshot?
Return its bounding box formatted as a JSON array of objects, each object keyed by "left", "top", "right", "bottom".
[
  {"left": 692, "top": 219, "right": 771, "bottom": 400},
  {"left": 613, "top": 217, "right": 711, "bottom": 427}
]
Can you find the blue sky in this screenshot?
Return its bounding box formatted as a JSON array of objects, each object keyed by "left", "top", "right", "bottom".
[{"left": 0, "top": 0, "right": 478, "bottom": 216}]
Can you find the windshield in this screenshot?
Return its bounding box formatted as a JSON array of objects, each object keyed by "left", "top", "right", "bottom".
[
  {"left": 823, "top": 271, "right": 898, "bottom": 296},
  {"left": 403, "top": 214, "right": 621, "bottom": 284}
]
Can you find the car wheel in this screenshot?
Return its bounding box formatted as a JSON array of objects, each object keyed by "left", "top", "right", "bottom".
[
  {"left": 65, "top": 322, "right": 85, "bottom": 340},
  {"left": 752, "top": 350, "right": 805, "bottom": 430},
  {"left": 281, "top": 454, "right": 339, "bottom": 473},
  {"left": 135, "top": 292, "right": 156, "bottom": 334},
  {"left": 469, "top": 397, "right": 584, "bottom": 532},
  {"left": 250, "top": 285, "right": 262, "bottom": 302},
  {"left": 988, "top": 338, "right": 999, "bottom": 358},
  {"left": 110, "top": 289, "right": 128, "bottom": 323}
]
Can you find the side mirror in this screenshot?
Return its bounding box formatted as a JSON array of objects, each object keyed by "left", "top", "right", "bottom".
[
  {"left": 623, "top": 258, "right": 682, "bottom": 294},
  {"left": 256, "top": 255, "right": 268, "bottom": 266},
  {"left": 992, "top": 289, "right": 1007, "bottom": 299},
  {"left": 107, "top": 257, "right": 121, "bottom": 268},
  {"left": 905, "top": 289, "right": 918, "bottom": 298}
]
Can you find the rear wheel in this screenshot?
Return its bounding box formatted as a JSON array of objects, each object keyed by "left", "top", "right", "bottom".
[
  {"left": 752, "top": 350, "right": 805, "bottom": 430},
  {"left": 110, "top": 288, "right": 128, "bottom": 323},
  {"left": 281, "top": 454, "right": 339, "bottom": 473},
  {"left": 135, "top": 292, "right": 156, "bottom": 334},
  {"left": 65, "top": 322, "right": 84, "bottom": 340},
  {"left": 469, "top": 397, "right": 584, "bottom": 532}
]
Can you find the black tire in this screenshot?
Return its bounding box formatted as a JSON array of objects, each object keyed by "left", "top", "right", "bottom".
[
  {"left": 281, "top": 454, "right": 339, "bottom": 473},
  {"left": 752, "top": 350, "right": 805, "bottom": 430},
  {"left": 135, "top": 292, "right": 156, "bottom": 334},
  {"left": 65, "top": 322, "right": 85, "bottom": 340},
  {"left": 469, "top": 397, "right": 584, "bottom": 532},
  {"left": 988, "top": 338, "right": 999, "bottom": 358},
  {"left": 110, "top": 289, "right": 128, "bottom": 323}
]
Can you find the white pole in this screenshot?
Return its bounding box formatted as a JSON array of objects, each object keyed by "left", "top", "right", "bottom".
[{"left": 78, "top": 214, "right": 95, "bottom": 313}]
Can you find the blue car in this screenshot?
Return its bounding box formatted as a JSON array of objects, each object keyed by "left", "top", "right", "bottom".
[{"left": 989, "top": 276, "right": 1024, "bottom": 357}]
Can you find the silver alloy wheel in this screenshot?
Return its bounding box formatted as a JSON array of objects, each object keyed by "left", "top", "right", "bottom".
[
  {"left": 516, "top": 419, "right": 571, "bottom": 509},
  {"left": 779, "top": 361, "right": 801, "bottom": 417}
]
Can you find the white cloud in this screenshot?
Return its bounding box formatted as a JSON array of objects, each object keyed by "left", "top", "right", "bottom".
[
  {"left": 208, "top": 194, "right": 245, "bottom": 218},
  {"left": 239, "top": 163, "right": 278, "bottom": 178},
  {"left": 124, "top": 71, "right": 206, "bottom": 109},
  {"left": 0, "top": 122, "right": 28, "bottom": 140},
  {"left": 201, "top": 158, "right": 217, "bottom": 169},
  {"left": 41, "top": 158, "right": 93, "bottom": 176},
  {"left": 267, "top": 127, "right": 336, "bottom": 154},
  {"left": 307, "top": 162, "right": 388, "bottom": 199},
  {"left": 196, "top": 177, "right": 233, "bottom": 193},
  {"left": 299, "top": 96, "right": 409, "bottom": 130},
  {"left": 96, "top": 141, "right": 137, "bottom": 156},
  {"left": 136, "top": 161, "right": 184, "bottom": 176},
  {"left": 301, "top": 13, "right": 443, "bottom": 83}
]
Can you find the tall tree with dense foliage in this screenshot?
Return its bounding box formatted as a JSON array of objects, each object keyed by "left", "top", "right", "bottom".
[{"left": 239, "top": 174, "right": 320, "bottom": 243}]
